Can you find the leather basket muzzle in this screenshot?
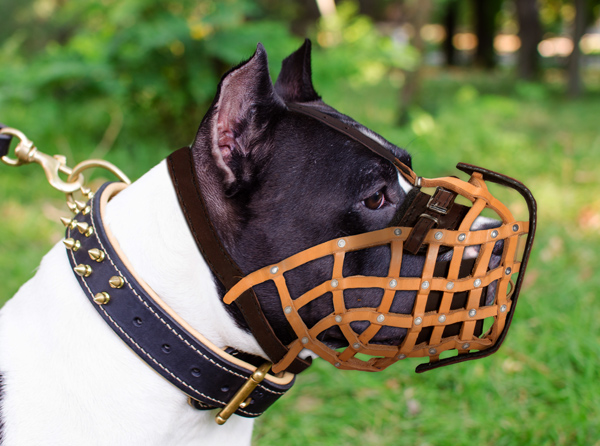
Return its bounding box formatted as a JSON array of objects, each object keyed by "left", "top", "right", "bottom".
[{"left": 224, "top": 162, "right": 536, "bottom": 374}]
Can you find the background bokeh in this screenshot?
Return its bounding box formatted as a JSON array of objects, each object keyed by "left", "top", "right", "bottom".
[{"left": 1, "top": 1, "right": 599, "bottom": 445}]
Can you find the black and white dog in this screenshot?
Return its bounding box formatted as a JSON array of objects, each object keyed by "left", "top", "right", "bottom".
[{"left": 0, "top": 41, "right": 495, "bottom": 445}]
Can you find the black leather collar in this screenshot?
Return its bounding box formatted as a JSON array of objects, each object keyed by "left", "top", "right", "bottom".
[{"left": 64, "top": 182, "right": 295, "bottom": 420}]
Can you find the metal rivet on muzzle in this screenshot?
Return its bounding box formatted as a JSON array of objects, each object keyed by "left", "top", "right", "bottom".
[
  {"left": 337, "top": 239, "right": 346, "bottom": 248},
  {"left": 491, "top": 230, "right": 499, "bottom": 239},
  {"left": 505, "top": 267, "right": 512, "bottom": 275},
  {"left": 438, "top": 314, "right": 447, "bottom": 323},
  {"left": 377, "top": 314, "right": 385, "bottom": 323},
  {"left": 421, "top": 281, "right": 430, "bottom": 290},
  {"left": 352, "top": 343, "right": 360, "bottom": 349},
  {"left": 301, "top": 337, "right": 309, "bottom": 344},
  {"left": 500, "top": 304, "right": 507, "bottom": 313},
  {"left": 474, "top": 278, "right": 482, "bottom": 287},
  {"left": 434, "top": 231, "right": 443, "bottom": 240},
  {"left": 389, "top": 279, "right": 397, "bottom": 288},
  {"left": 334, "top": 362, "right": 341, "bottom": 368},
  {"left": 446, "top": 281, "right": 454, "bottom": 290},
  {"left": 270, "top": 266, "right": 279, "bottom": 274},
  {"left": 335, "top": 315, "right": 342, "bottom": 323},
  {"left": 394, "top": 228, "right": 402, "bottom": 236},
  {"left": 462, "top": 343, "right": 470, "bottom": 350},
  {"left": 512, "top": 224, "right": 519, "bottom": 232},
  {"left": 414, "top": 317, "right": 423, "bottom": 325},
  {"left": 469, "top": 309, "right": 477, "bottom": 318},
  {"left": 284, "top": 306, "right": 292, "bottom": 314},
  {"left": 331, "top": 279, "right": 339, "bottom": 288},
  {"left": 397, "top": 354, "right": 406, "bottom": 360},
  {"left": 458, "top": 233, "right": 466, "bottom": 242},
  {"left": 429, "top": 348, "right": 437, "bottom": 355}
]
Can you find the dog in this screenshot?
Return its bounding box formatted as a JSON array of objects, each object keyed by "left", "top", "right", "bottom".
[{"left": 0, "top": 40, "right": 504, "bottom": 445}]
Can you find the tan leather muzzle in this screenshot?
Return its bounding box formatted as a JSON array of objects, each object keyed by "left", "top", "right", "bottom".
[
  {"left": 224, "top": 164, "right": 533, "bottom": 373},
  {"left": 221, "top": 103, "right": 536, "bottom": 374}
]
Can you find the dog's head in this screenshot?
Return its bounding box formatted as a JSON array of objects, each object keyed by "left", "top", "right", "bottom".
[
  {"left": 191, "top": 41, "right": 413, "bottom": 341},
  {"left": 187, "top": 40, "right": 534, "bottom": 372}
]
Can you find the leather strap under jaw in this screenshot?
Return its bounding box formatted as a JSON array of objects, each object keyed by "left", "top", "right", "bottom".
[
  {"left": 167, "top": 147, "right": 311, "bottom": 374},
  {"left": 65, "top": 182, "right": 296, "bottom": 418}
]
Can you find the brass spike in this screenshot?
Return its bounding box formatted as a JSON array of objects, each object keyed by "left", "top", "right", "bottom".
[
  {"left": 75, "top": 200, "right": 87, "bottom": 211},
  {"left": 63, "top": 238, "right": 81, "bottom": 252},
  {"left": 61, "top": 217, "right": 78, "bottom": 229},
  {"left": 93, "top": 292, "right": 110, "bottom": 305},
  {"left": 109, "top": 276, "right": 125, "bottom": 289},
  {"left": 76, "top": 222, "right": 89, "bottom": 234},
  {"left": 82, "top": 206, "right": 91, "bottom": 216},
  {"left": 85, "top": 226, "right": 94, "bottom": 237},
  {"left": 80, "top": 186, "right": 91, "bottom": 196},
  {"left": 88, "top": 248, "right": 105, "bottom": 262},
  {"left": 74, "top": 264, "right": 92, "bottom": 277},
  {"left": 67, "top": 201, "right": 78, "bottom": 214},
  {"left": 87, "top": 191, "right": 95, "bottom": 200}
]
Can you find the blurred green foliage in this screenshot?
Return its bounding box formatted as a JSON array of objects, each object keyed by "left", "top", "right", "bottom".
[{"left": 0, "top": 0, "right": 417, "bottom": 164}]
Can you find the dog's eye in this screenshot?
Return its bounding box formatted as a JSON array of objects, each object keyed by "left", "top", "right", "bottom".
[{"left": 363, "top": 191, "right": 385, "bottom": 210}]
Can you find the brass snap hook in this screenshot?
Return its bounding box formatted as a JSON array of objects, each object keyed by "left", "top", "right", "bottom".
[{"left": 0, "top": 127, "right": 85, "bottom": 193}]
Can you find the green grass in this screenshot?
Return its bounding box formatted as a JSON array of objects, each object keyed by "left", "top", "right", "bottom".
[{"left": 2, "top": 67, "right": 600, "bottom": 445}]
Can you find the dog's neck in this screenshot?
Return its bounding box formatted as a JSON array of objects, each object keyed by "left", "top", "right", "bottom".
[{"left": 104, "top": 159, "right": 266, "bottom": 358}]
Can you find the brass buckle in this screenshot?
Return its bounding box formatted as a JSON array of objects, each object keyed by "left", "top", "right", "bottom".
[{"left": 214, "top": 362, "right": 272, "bottom": 425}]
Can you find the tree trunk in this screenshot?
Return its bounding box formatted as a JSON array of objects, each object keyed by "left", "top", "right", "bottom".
[
  {"left": 473, "top": 0, "right": 501, "bottom": 69},
  {"left": 515, "top": 0, "right": 543, "bottom": 80},
  {"left": 398, "top": 0, "right": 433, "bottom": 124},
  {"left": 443, "top": 0, "right": 459, "bottom": 66},
  {"left": 568, "top": 0, "right": 586, "bottom": 97}
]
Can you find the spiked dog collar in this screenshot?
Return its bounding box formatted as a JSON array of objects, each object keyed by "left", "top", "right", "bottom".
[{"left": 64, "top": 182, "right": 295, "bottom": 423}]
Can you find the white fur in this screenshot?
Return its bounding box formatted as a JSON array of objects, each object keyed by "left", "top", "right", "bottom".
[{"left": 0, "top": 161, "right": 262, "bottom": 445}]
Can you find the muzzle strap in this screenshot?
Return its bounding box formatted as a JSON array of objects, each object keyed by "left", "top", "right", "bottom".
[
  {"left": 287, "top": 103, "right": 417, "bottom": 184},
  {"left": 167, "top": 147, "right": 311, "bottom": 374}
]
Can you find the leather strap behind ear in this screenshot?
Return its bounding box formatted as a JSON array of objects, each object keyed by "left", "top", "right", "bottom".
[{"left": 167, "top": 147, "right": 311, "bottom": 374}]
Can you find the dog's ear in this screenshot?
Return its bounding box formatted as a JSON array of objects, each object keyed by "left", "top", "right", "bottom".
[
  {"left": 275, "top": 39, "right": 321, "bottom": 103},
  {"left": 200, "top": 43, "right": 284, "bottom": 193}
]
